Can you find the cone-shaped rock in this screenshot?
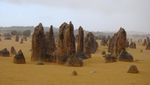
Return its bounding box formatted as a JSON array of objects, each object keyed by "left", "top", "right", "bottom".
[
  {"left": 129, "top": 42, "right": 136, "bottom": 49},
  {"left": 56, "top": 22, "right": 76, "bottom": 63},
  {"left": 72, "top": 70, "right": 78, "bottom": 76},
  {"left": 107, "top": 27, "right": 133, "bottom": 62},
  {"left": 31, "top": 23, "right": 46, "bottom": 61},
  {"left": 77, "top": 26, "right": 84, "bottom": 53},
  {"left": 64, "top": 22, "right": 83, "bottom": 66},
  {"left": 76, "top": 26, "right": 86, "bottom": 59},
  {"left": 14, "top": 50, "right": 26, "bottom": 64},
  {"left": 63, "top": 22, "right": 76, "bottom": 56},
  {"left": 0, "top": 48, "right": 10, "bottom": 57},
  {"left": 15, "top": 35, "right": 19, "bottom": 42},
  {"left": 128, "top": 65, "right": 139, "bottom": 73},
  {"left": 56, "top": 22, "right": 68, "bottom": 63},
  {"left": 146, "top": 37, "right": 150, "bottom": 50},
  {"left": 47, "top": 25, "right": 56, "bottom": 54},
  {"left": 113, "top": 27, "right": 127, "bottom": 57},
  {"left": 45, "top": 25, "right": 56, "bottom": 62},
  {"left": 84, "top": 32, "right": 98, "bottom": 58},
  {"left": 142, "top": 39, "right": 147, "bottom": 46},
  {"left": 56, "top": 22, "right": 83, "bottom": 66},
  {"left": 119, "top": 50, "right": 133, "bottom": 62},
  {"left": 10, "top": 46, "right": 17, "bottom": 55}
]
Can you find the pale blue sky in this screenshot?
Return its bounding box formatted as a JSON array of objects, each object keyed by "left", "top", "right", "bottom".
[{"left": 0, "top": 0, "right": 150, "bottom": 32}]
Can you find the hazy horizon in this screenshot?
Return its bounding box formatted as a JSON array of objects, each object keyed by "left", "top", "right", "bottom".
[{"left": 0, "top": 0, "right": 150, "bottom": 33}]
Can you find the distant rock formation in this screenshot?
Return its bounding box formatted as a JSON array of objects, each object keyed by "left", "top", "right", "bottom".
[
  {"left": 107, "top": 27, "right": 133, "bottom": 62},
  {"left": 142, "top": 39, "right": 147, "bottom": 46},
  {"left": 4, "top": 33, "right": 12, "bottom": 40},
  {"left": 20, "top": 38, "right": 24, "bottom": 44},
  {"left": 100, "top": 36, "right": 108, "bottom": 46},
  {"left": 31, "top": 23, "right": 47, "bottom": 61},
  {"left": 129, "top": 42, "right": 136, "bottom": 49},
  {"left": 84, "top": 32, "right": 98, "bottom": 58},
  {"left": 146, "top": 37, "right": 150, "bottom": 50},
  {"left": 15, "top": 35, "right": 19, "bottom": 42},
  {"left": 10, "top": 46, "right": 17, "bottom": 55},
  {"left": 0, "top": 48, "right": 10, "bottom": 57},
  {"left": 23, "top": 36, "right": 27, "bottom": 41},
  {"left": 14, "top": 50, "right": 26, "bottom": 64}
]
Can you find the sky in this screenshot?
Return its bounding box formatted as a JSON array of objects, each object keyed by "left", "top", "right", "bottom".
[{"left": 0, "top": 0, "right": 150, "bottom": 32}]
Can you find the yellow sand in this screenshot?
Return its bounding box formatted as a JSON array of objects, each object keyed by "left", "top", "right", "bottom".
[{"left": 0, "top": 37, "right": 150, "bottom": 85}]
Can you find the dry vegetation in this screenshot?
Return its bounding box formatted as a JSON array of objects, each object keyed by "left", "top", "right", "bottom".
[{"left": 0, "top": 37, "right": 150, "bottom": 85}]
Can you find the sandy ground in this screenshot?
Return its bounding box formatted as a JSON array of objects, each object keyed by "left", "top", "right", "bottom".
[{"left": 0, "top": 37, "right": 150, "bottom": 85}]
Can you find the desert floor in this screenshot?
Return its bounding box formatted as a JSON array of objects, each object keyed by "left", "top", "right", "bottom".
[{"left": 0, "top": 37, "right": 150, "bottom": 85}]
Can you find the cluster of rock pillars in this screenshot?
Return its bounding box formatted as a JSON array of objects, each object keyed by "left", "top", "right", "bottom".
[{"left": 0, "top": 22, "right": 150, "bottom": 68}]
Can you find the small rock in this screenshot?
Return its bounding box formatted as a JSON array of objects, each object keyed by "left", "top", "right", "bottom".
[
  {"left": 127, "top": 65, "right": 139, "bottom": 73},
  {"left": 72, "top": 70, "right": 78, "bottom": 76},
  {"left": 13, "top": 50, "right": 26, "bottom": 64}
]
